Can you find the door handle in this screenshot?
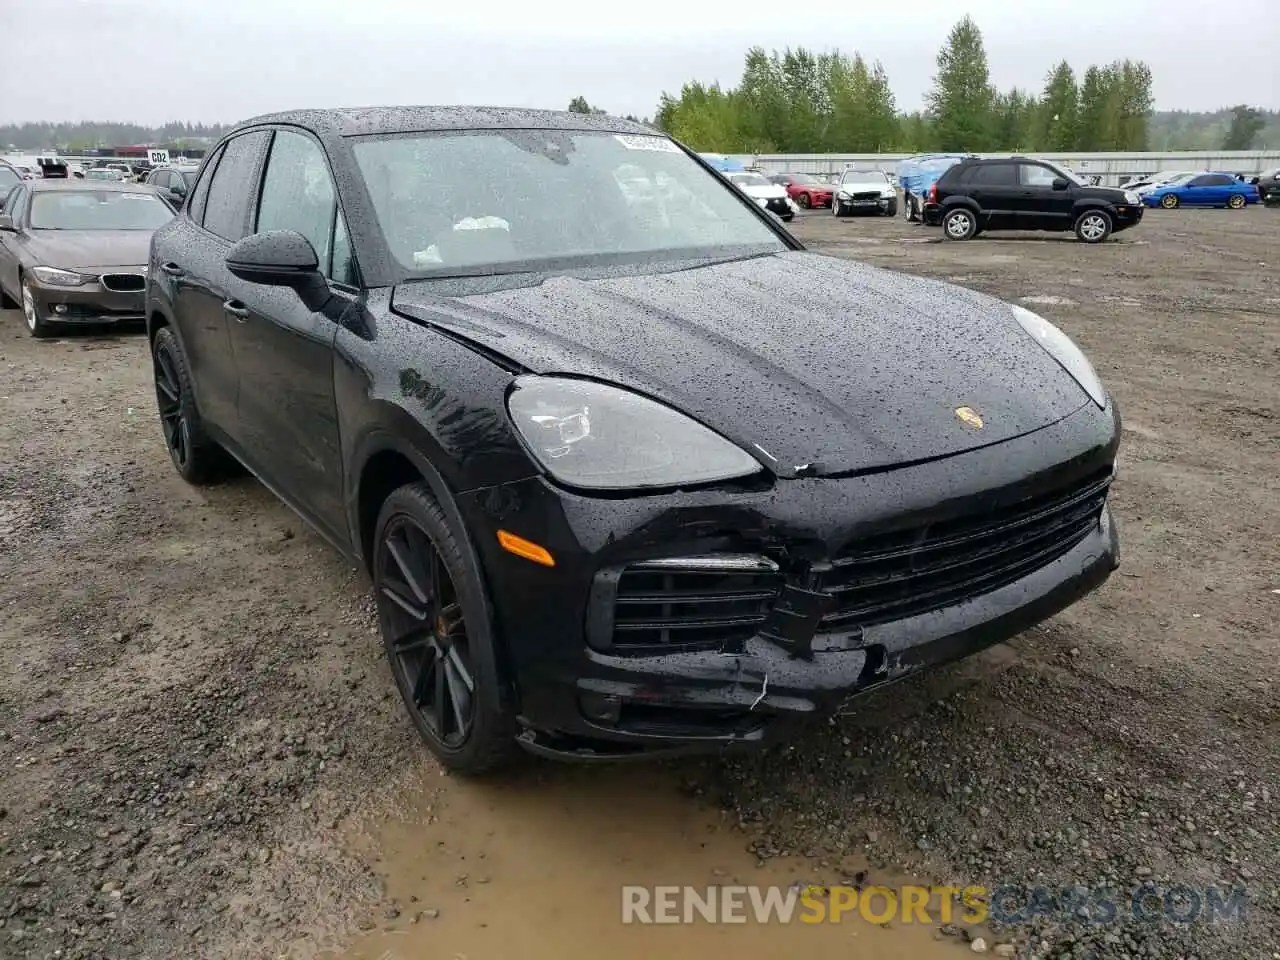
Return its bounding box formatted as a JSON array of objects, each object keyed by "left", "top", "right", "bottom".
[
  {"left": 223, "top": 299, "right": 250, "bottom": 320},
  {"left": 160, "top": 261, "right": 184, "bottom": 276}
]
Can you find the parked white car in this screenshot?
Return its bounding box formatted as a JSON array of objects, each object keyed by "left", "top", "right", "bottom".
[{"left": 724, "top": 171, "right": 797, "bottom": 221}]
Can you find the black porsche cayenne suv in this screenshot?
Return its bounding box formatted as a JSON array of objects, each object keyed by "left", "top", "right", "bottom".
[
  {"left": 924, "top": 156, "right": 1145, "bottom": 243},
  {"left": 145, "top": 107, "right": 1121, "bottom": 773}
]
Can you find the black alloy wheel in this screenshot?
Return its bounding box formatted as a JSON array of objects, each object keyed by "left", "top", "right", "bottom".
[
  {"left": 153, "top": 341, "right": 190, "bottom": 471},
  {"left": 151, "top": 326, "right": 225, "bottom": 484},
  {"left": 374, "top": 483, "right": 517, "bottom": 773},
  {"left": 798, "top": 192, "right": 811, "bottom": 209}
]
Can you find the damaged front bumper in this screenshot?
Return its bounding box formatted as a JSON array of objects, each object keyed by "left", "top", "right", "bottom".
[{"left": 459, "top": 401, "right": 1121, "bottom": 761}]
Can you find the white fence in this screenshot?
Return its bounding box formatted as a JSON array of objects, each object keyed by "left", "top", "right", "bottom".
[{"left": 733, "top": 151, "right": 1280, "bottom": 186}]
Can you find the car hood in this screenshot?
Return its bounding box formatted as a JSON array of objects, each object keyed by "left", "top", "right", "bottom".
[
  {"left": 23, "top": 230, "right": 152, "bottom": 272},
  {"left": 391, "top": 252, "right": 1089, "bottom": 477}
]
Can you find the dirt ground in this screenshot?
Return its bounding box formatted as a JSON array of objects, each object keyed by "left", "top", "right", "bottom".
[{"left": 1, "top": 208, "right": 1277, "bottom": 960}]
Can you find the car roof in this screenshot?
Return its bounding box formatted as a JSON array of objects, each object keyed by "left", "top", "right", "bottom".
[
  {"left": 27, "top": 180, "right": 159, "bottom": 194},
  {"left": 230, "top": 105, "right": 656, "bottom": 138}
]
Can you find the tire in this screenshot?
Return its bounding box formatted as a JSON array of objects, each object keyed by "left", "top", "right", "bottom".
[
  {"left": 1227, "top": 194, "right": 1246, "bottom": 209},
  {"left": 832, "top": 199, "right": 846, "bottom": 218},
  {"left": 797, "top": 193, "right": 811, "bottom": 209},
  {"left": 21, "top": 277, "right": 57, "bottom": 338},
  {"left": 374, "top": 482, "right": 518, "bottom": 775},
  {"left": 1074, "top": 209, "right": 1113, "bottom": 244},
  {"left": 884, "top": 200, "right": 898, "bottom": 217},
  {"left": 151, "top": 325, "right": 228, "bottom": 484},
  {"left": 1161, "top": 194, "right": 1179, "bottom": 209},
  {"left": 942, "top": 208, "right": 977, "bottom": 241},
  {"left": 781, "top": 213, "right": 794, "bottom": 222}
]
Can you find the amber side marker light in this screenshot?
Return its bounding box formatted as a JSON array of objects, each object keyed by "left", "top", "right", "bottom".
[{"left": 497, "top": 529, "right": 556, "bottom": 567}]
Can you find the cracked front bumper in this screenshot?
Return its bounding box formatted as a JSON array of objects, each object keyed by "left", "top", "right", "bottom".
[{"left": 459, "top": 402, "right": 1121, "bottom": 760}]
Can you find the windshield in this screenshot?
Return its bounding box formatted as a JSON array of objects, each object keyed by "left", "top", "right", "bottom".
[
  {"left": 29, "top": 190, "right": 174, "bottom": 230},
  {"left": 841, "top": 170, "right": 888, "bottom": 184},
  {"left": 789, "top": 174, "right": 822, "bottom": 185},
  {"left": 0, "top": 167, "right": 19, "bottom": 190},
  {"left": 726, "top": 172, "right": 771, "bottom": 188},
  {"left": 352, "top": 131, "right": 786, "bottom": 277}
]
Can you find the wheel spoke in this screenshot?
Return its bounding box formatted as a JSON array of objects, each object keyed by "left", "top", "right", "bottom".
[
  {"left": 386, "top": 530, "right": 432, "bottom": 606},
  {"left": 412, "top": 646, "right": 439, "bottom": 707},
  {"left": 382, "top": 579, "right": 428, "bottom": 620},
  {"left": 446, "top": 644, "right": 474, "bottom": 693},
  {"left": 444, "top": 657, "right": 470, "bottom": 737},
  {"left": 391, "top": 627, "right": 435, "bottom": 656},
  {"left": 434, "top": 654, "right": 448, "bottom": 733}
]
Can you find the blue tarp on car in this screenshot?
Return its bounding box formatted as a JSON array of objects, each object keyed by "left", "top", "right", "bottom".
[
  {"left": 897, "top": 154, "right": 969, "bottom": 196},
  {"left": 699, "top": 153, "right": 747, "bottom": 172}
]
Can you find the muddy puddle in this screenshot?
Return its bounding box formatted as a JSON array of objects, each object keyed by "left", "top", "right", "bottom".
[{"left": 325, "top": 764, "right": 977, "bottom": 960}]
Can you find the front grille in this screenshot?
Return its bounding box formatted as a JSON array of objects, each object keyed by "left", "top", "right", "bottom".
[
  {"left": 850, "top": 191, "right": 881, "bottom": 203},
  {"left": 817, "top": 469, "right": 1112, "bottom": 630},
  {"left": 598, "top": 558, "right": 783, "bottom": 654},
  {"left": 99, "top": 273, "right": 145, "bottom": 292},
  {"left": 765, "top": 197, "right": 790, "bottom": 213}
]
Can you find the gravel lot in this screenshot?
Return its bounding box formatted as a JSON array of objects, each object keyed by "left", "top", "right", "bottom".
[{"left": 1, "top": 208, "right": 1277, "bottom": 959}]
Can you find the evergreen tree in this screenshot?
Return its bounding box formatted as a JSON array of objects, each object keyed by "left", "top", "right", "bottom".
[
  {"left": 1037, "top": 61, "right": 1079, "bottom": 151},
  {"left": 926, "top": 16, "right": 996, "bottom": 151}
]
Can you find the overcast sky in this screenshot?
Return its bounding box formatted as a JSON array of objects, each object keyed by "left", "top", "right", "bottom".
[{"left": 1, "top": 0, "right": 1275, "bottom": 126}]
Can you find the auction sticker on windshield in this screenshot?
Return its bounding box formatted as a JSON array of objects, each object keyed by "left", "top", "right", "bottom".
[{"left": 615, "top": 135, "right": 680, "bottom": 152}]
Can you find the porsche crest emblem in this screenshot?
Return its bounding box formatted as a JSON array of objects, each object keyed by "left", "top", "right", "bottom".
[{"left": 954, "top": 406, "right": 984, "bottom": 429}]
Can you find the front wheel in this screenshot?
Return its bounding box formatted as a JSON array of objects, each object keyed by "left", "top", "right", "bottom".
[
  {"left": 883, "top": 200, "right": 898, "bottom": 217},
  {"left": 374, "top": 483, "right": 518, "bottom": 774},
  {"left": 1227, "top": 194, "right": 1246, "bottom": 209},
  {"left": 942, "top": 208, "right": 977, "bottom": 241},
  {"left": 1074, "top": 209, "right": 1113, "bottom": 243},
  {"left": 832, "top": 199, "right": 846, "bottom": 218},
  {"left": 797, "top": 193, "right": 811, "bottom": 209},
  {"left": 22, "top": 278, "right": 56, "bottom": 338}
]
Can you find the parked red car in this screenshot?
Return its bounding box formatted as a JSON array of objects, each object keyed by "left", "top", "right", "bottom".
[{"left": 769, "top": 173, "right": 835, "bottom": 209}]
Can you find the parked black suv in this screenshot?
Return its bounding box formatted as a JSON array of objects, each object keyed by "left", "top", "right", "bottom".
[
  {"left": 1258, "top": 168, "right": 1280, "bottom": 207},
  {"left": 144, "top": 108, "right": 1120, "bottom": 772},
  {"left": 924, "top": 157, "right": 1144, "bottom": 243}
]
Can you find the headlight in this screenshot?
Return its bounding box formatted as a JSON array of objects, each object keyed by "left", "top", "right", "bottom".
[
  {"left": 1010, "top": 305, "right": 1107, "bottom": 408},
  {"left": 755, "top": 197, "right": 767, "bottom": 207},
  {"left": 880, "top": 187, "right": 895, "bottom": 198},
  {"left": 1123, "top": 190, "right": 1140, "bottom": 205},
  {"left": 506, "top": 376, "right": 762, "bottom": 490},
  {"left": 837, "top": 190, "right": 850, "bottom": 199},
  {"left": 31, "top": 266, "right": 90, "bottom": 286}
]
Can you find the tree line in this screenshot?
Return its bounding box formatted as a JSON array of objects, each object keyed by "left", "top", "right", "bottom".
[
  {"left": 634, "top": 16, "right": 1276, "bottom": 154},
  {"left": 0, "top": 121, "right": 232, "bottom": 152}
]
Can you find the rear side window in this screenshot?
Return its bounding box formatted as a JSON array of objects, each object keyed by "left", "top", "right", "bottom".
[
  {"left": 201, "top": 131, "right": 269, "bottom": 241},
  {"left": 186, "top": 144, "right": 224, "bottom": 223},
  {"left": 966, "top": 164, "right": 1017, "bottom": 186}
]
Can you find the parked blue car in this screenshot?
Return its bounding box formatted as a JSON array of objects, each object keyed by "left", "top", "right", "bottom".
[{"left": 1142, "top": 172, "right": 1259, "bottom": 209}]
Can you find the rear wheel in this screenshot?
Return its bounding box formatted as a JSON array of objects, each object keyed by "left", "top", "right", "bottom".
[
  {"left": 374, "top": 483, "right": 518, "bottom": 774},
  {"left": 942, "top": 208, "right": 977, "bottom": 241},
  {"left": 1161, "top": 194, "right": 1180, "bottom": 209},
  {"left": 152, "top": 326, "right": 227, "bottom": 484},
  {"left": 1227, "top": 193, "right": 1246, "bottom": 209},
  {"left": 1074, "top": 209, "right": 1112, "bottom": 243},
  {"left": 0, "top": 280, "right": 17, "bottom": 310}
]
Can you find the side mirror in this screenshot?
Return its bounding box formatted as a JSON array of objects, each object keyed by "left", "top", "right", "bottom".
[
  {"left": 0, "top": 214, "right": 14, "bottom": 232},
  {"left": 226, "top": 230, "right": 330, "bottom": 311},
  {"left": 1051, "top": 178, "right": 1069, "bottom": 190}
]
